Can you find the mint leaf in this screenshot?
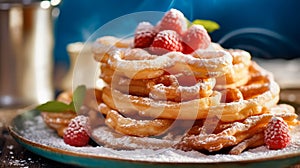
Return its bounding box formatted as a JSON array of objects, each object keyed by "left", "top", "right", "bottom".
[
  {"left": 35, "top": 101, "right": 75, "bottom": 112},
  {"left": 72, "top": 85, "right": 87, "bottom": 113},
  {"left": 35, "top": 85, "right": 87, "bottom": 113},
  {"left": 192, "top": 19, "right": 220, "bottom": 33}
]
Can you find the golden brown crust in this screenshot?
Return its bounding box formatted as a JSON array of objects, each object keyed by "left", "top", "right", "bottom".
[
  {"left": 103, "top": 67, "right": 216, "bottom": 102},
  {"left": 102, "top": 86, "right": 222, "bottom": 120},
  {"left": 93, "top": 36, "right": 233, "bottom": 79},
  {"left": 101, "top": 62, "right": 280, "bottom": 122},
  {"left": 41, "top": 111, "right": 76, "bottom": 137},
  {"left": 174, "top": 104, "right": 298, "bottom": 152},
  {"left": 104, "top": 106, "right": 174, "bottom": 137},
  {"left": 215, "top": 49, "right": 252, "bottom": 89}
]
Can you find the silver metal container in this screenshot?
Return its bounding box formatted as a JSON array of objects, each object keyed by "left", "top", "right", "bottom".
[{"left": 0, "top": 0, "right": 56, "bottom": 108}]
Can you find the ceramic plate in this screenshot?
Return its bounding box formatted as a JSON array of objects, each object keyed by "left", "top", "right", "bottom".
[{"left": 8, "top": 110, "right": 300, "bottom": 168}]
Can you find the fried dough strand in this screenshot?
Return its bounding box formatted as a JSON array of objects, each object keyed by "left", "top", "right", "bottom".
[
  {"left": 93, "top": 36, "right": 233, "bottom": 79},
  {"left": 215, "top": 49, "right": 252, "bottom": 89},
  {"left": 174, "top": 104, "right": 298, "bottom": 152},
  {"left": 98, "top": 103, "right": 174, "bottom": 137},
  {"left": 102, "top": 68, "right": 216, "bottom": 102},
  {"left": 229, "top": 132, "right": 264, "bottom": 155},
  {"left": 101, "top": 62, "right": 279, "bottom": 122}
]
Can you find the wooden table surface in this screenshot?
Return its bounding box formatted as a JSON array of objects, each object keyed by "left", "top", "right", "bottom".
[{"left": 0, "top": 89, "right": 300, "bottom": 168}]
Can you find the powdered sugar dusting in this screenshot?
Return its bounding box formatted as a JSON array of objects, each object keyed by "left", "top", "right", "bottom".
[
  {"left": 15, "top": 115, "right": 300, "bottom": 164},
  {"left": 94, "top": 36, "right": 233, "bottom": 79},
  {"left": 135, "top": 22, "right": 154, "bottom": 33}
]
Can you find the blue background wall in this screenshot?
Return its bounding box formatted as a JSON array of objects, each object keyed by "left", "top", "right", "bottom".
[{"left": 54, "top": 0, "right": 300, "bottom": 67}]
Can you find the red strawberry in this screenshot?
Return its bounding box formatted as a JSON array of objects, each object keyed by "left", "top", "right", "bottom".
[
  {"left": 134, "top": 22, "right": 157, "bottom": 48},
  {"left": 264, "top": 117, "right": 291, "bottom": 150},
  {"left": 182, "top": 24, "right": 211, "bottom": 54},
  {"left": 63, "top": 115, "right": 90, "bottom": 147},
  {"left": 150, "top": 30, "right": 182, "bottom": 55},
  {"left": 158, "top": 8, "right": 187, "bottom": 35}
]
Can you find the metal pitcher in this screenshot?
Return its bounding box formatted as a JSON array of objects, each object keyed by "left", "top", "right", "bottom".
[{"left": 0, "top": 0, "right": 58, "bottom": 108}]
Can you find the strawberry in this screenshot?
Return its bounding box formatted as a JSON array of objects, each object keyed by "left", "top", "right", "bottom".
[
  {"left": 182, "top": 24, "right": 211, "bottom": 54},
  {"left": 158, "top": 8, "right": 187, "bottom": 35},
  {"left": 150, "top": 30, "right": 182, "bottom": 55},
  {"left": 264, "top": 117, "right": 291, "bottom": 150},
  {"left": 63, "top": 115, "right": 90, "bottom": 147},
  {"left": 134, "top": 22, "right": 157, "bottom": 48}
]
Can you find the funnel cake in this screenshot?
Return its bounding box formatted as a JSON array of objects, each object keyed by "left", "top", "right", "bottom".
[
  {"left": 99, "top": 60, "right": 279, "bottom": 122},
  {"left": 41, "top": 8, "right": 299, "bottom": 155},
  {"left": 92, "top": 104, "right": 298, "bottom": 153},
  {"left": 90, "top": 8, "right": 298, "bottom": 154},
  {"left": 174, "top": 104, "right": 298, "bottom": 153}
]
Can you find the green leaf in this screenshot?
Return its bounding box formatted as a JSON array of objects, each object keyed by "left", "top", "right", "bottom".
[
  {"left": 35, "top": 85, "right": 87, "bottom": 113},
  {"left": 192, "top": 19, "right": 220, "bottom": 33},
  {"left": 72, "top": 85, "right": 87, "bottom": 113},
  {"left": 35, "top": 101, "right": 75, "bottom": 112}
]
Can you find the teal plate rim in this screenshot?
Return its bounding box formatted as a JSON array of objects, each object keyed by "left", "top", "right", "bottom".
[{"left": 8, "top": 109, "right": 300, "bottom": 168}]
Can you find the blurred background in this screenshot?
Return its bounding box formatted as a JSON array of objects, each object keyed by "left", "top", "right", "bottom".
[
  {"left": 54, "top": 0, "right": 300, "bottom": 65},
  {"left": 54, "top": 0, "right": 300, "bottom": 90},
  {"left": 1, "top": 0, "right": 300, "bottom": 108}
]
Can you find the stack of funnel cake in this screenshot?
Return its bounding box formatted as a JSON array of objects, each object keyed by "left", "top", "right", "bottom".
[{"left": 92, "top": 35, "right": 298, "bottom": 154}]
